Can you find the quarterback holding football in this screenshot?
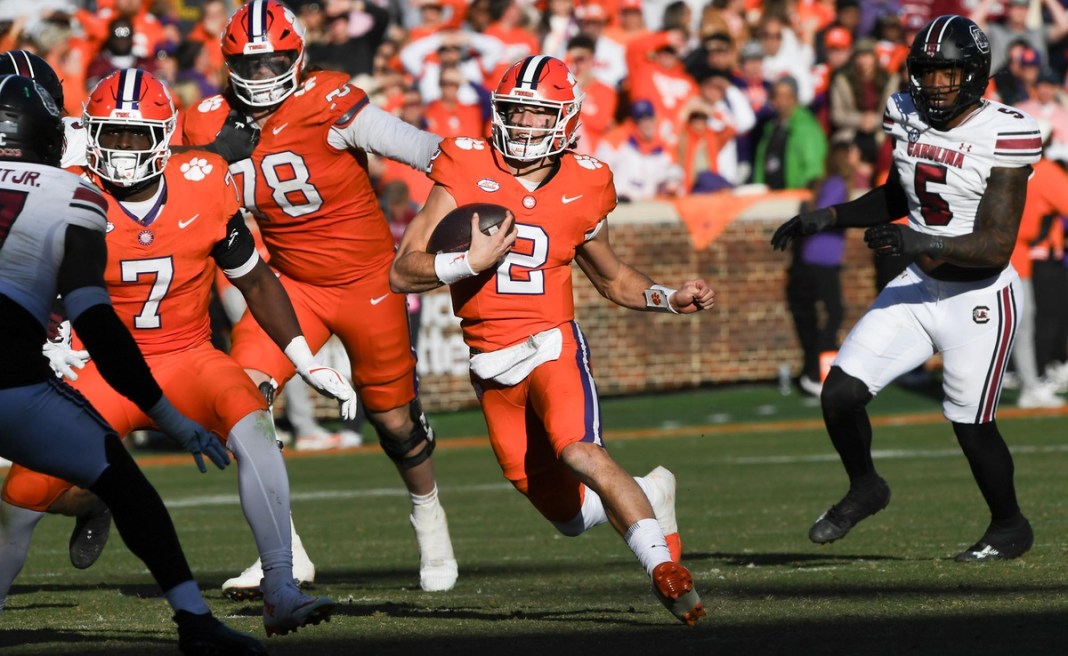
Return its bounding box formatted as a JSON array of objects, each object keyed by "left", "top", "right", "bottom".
[{"left": 391, "top": 54, "right": 713, "bottom": 625}]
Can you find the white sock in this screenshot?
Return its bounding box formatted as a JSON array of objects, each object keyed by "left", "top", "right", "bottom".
[
  {"left": 410, "top": 485, "right": 441, "bottom": 521},
  {"left": 228, "top": 410, "right": 294, "bottom": 595},
  {"left": 0, "top": 503, "right": 45, "bottom": 604},
  {"left": 624, "top": 518, "right": 673, "bottom": 576},
  {"left": 550, "top": 484, "right": 608, "bottom": 536}
]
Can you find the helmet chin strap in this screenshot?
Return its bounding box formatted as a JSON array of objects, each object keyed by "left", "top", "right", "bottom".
[{"left": 103, "top": 173, "right": 160, "bottom": 200}]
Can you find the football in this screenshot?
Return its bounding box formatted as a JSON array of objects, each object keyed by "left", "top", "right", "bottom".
[{"left": 425, "top": 203, "right": 511, "bottom": 254}]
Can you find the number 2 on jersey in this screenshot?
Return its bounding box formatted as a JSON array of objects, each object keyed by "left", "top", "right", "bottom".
[{"left": 496, "top": 224, "right": 548, "bottom": 294}]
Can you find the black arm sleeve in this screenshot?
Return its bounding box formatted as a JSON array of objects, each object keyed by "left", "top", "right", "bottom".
[
  {"left": 71, "top": 304, "right": 163, "bottom": 412},
  {"left": 210, "top": 212, "right": 258, "bottom": 271},
  {"left": 832, "top": 169, "right": 910, "bottom": 227}
]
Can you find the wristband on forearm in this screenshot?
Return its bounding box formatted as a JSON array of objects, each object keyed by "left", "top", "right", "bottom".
[
  {"left": 831, "top": 185, "right": 904, "bottom": 228},
  {"left": 644, "top": 284, "right": 679, "bottom": 313},
  {"left": 434, "top": 251, "right": 476, "bottom": 285},
  {"left": 284, "top": 335, "right": 315, "bottom": 371}
]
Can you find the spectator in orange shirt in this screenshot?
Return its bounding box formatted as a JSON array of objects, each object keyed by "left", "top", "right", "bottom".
[
  {"left": 85, "top": 17, "right": 157, "bottom": 91},
  {"left": 676, "top": 74, "right": 738, "bottom": 194},
  {"left": 483, "top": 0, "right": 541, "bottom": 89},
  {"left": 574, "top": 2, "right": 627, "bottom": 89},
  {"left": 566, "top": 34, "right": 617, "bottom": 155},
  {"left": 603, "top": 0, "right": 649, "bottom": 46},
  {"left": 184, "top": 0, "right": 227, "bottom": 86},
  {"left": 872, "top": 13, "right": 909, "bottom": 74},
  {"left": 77, "top": 0, "right": 166, "bottom": 61},
  {"left": 626, "top": 29, "right": 699, "bottom": 148},
  {"left": 425, "top": 63, "right": 489, "bottom": 139}
]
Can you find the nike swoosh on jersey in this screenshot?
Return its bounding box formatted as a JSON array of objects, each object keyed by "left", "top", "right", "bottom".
[
  {"left": 561, "top": 194, "right": 583, "bottom": 204},
  {"left": 370, "top": 294, "right": 389, "bottom": 305},
  {"left": 178, "top": 214, "right": 200, "bottom": 229},
  {"left": 272, "top": 123, "right": 288, "bottom": 135}
]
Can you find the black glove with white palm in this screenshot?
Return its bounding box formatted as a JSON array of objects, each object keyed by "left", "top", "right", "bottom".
[
  {"left": 210, "top": 109, "right": 260, "bottom": 163},
  {"left": 284, "top": 336, "right": 359, "bottom": 420},
  {"left": 864, "top": 224, "right": 946, "bottom": 257},
  {"left": 770, "top": 207, "right": 835, "bottom": 251},
  {"left": 147, "top": 396, "right": 231, "bottom": 473}
]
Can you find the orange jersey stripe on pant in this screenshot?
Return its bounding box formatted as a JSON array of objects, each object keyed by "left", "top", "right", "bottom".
[
  {"left": 2, "top": 343, "right": 265, "bottom": 511},
  {"left": 228, "top": 266, "right": 416, "bottom": 412},
  {"left": 476, "top": 322, "right": 602, "bottom": 523}
]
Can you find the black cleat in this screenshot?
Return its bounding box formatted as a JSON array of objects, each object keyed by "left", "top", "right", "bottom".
[
  {"left": 69, "top": 505, "right": 112, "bottom": 569},
  {"left": 809, "top": 477, "right": 891, "bottom": 544},
  {"left": 955, "top": 514, "right": 1034, "bottom": 562},
  {"left": 174, "top": 610, "right": 267, "bottom": 656}
]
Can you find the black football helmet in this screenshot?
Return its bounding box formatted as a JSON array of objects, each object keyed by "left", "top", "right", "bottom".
[
  {"left": 906, "top": 15, "right": 991, "bottom": 130},
  {"left": 0, "top": 50, "right": 64, "bottom": 110},
  {"left": 0, "top": 74, "right": 63, "bottom": 166}
]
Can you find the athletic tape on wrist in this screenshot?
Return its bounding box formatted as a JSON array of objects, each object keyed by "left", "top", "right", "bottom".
[
  {"left": 644, "top": 284, "right": 679, "bottom": 313},
  {"left": 434, "top": 251, "right": 476, "bottom": 285}
]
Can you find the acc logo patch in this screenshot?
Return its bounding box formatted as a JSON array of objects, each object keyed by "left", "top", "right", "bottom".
[
  {"left": 973, "top": 305, "right": 991, "bottom": 324},
  {"left": 138, "top": 229, "right": 155, "bottom": 246},
  {"left": 522, "top": 195, "right": 536, "bottom": 209},
  {"left": 477, "top": 178, "right": 500, "bottom": 193}
]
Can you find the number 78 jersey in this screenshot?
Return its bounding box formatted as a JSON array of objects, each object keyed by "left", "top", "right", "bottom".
[{"left": 883, "top": 93, "right": 1041, "bottom": 236}]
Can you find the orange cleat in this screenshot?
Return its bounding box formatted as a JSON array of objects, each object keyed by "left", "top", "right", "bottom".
[{"left": 651, "top": 562, "right": 706, "bottom": 626}]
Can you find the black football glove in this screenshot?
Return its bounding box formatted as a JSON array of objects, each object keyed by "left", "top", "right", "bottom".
[
  {"left": 770, "top": 207, "right": 835, "bottom": 251},
  {"left": 210, "top": 109, "right": 260, "bottom": 163},
  {"left": 864, "top": 224, "right": 946, "bottom": 257}
]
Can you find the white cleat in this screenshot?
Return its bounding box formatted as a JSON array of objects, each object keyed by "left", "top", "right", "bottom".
[
  {"left": 223, "top": 533, "right": 316, "bottom": 601},
  {"left": 410, "top": 504, "right": 458, "bottom": 591},
  {"left": 645, "top": 466, "right": 682, "bottom": 562}
]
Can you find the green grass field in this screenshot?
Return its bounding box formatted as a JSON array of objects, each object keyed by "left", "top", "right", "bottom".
[{"left": 3, "top": 382, "right": 1067, "bottom": 655}]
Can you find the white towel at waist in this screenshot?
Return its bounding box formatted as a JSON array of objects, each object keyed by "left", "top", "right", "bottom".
[{"left": 469, "top": 327, "right": 563, "bottom": 386}]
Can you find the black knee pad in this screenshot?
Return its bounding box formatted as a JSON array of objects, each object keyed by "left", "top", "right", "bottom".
[
  {"left": 372, "top": 399, "right": 436, "bottom": 470},
  {"left": 821, "top": 366, "right": 873, "bottom": 413},
  {"left": 258, "top": 380, "right": 276, "bottom": 407}
]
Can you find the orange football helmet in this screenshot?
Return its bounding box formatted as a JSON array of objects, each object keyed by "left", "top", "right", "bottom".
[
  {"left": 221, "top": 0, "right": 305, "bottom": 107},
  {"left": 83, "top": 68, "right": 177, "bottom": 187},
  {"left": 491, "top": 55, "right": 584, "bottom": 161}
]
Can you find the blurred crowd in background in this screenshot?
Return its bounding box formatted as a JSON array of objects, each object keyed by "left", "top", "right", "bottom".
[{"left": 4, "top": 0, "right": 1068, "bottom": 403}]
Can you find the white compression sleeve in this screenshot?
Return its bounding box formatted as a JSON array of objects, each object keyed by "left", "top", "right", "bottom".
[
  {"left": 227, "top": 410, "right": 294, "bottom": 595},
  {"left": 327, "top": 102, "right": 442, "bottom": 171}
]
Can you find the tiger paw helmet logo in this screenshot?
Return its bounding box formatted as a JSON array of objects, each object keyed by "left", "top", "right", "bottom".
[
  {"left": 180, "top": 158, "right": 214, "bottom": 181},
  {"left": 973, "top": 305, "right": 990, "bottom": 324}
]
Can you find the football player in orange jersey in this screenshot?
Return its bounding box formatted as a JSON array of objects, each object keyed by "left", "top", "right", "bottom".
[
  {"left": 390, "top": 55, "right": 714, "bottom": 626},
  {"left": 182, "top": 0, "right": 457, "bottom": 595},
  {"left": 0, "top": 73, "right": 264, "bottom": 656},
  {"left": 0, "top": 69, "right": 357, "bottom": 636}
]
